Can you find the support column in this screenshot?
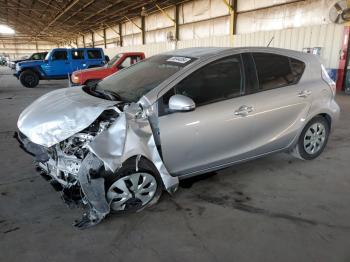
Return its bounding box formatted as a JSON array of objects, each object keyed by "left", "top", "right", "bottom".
[
  {"left": 222, "top": 0, "right": 236, "bottom": 46},
  {"left": 175, "top": 4, "right": 180, "bottom": 42},
  {"left": 91, "top": 32, "right": 95, "bottom": 48},
  {"left": 336, "top": 26, "right": 350, "bottom": 92},
  {"left": 141, "top": 16, "right": 146, "bottom": 45},
  {"left": 82, "top": 35, "right": 86, "bottom": 47},
  {"left": 119, "top": 23, "right": 123, "bottom": 47},
  {"left": 103, "top": 28, "right": 107, "bottom": 48}
]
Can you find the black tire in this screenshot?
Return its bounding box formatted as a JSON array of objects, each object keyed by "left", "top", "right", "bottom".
[
  {"left": 104, "top": 157, "right": 163, "bottom": 214},
  {"left": 292, "top": 116, "right": 330, "bottom": 160},
  {"left": 19, "top": 70, "right": 39, "bottom": 88}
]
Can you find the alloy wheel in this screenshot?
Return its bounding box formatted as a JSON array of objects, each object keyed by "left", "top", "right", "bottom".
[
  {"left": 303, "top": 122, "right": 327, "bottom": 155},
  {"left": 106, "top": 172, "right": 157, "bottom": 211}
]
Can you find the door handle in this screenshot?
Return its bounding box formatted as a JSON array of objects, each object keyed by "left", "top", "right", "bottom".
[
  {"left": 65, "top": 62, "right": 70, "bottom": 64},
  {"left": 234, "top": 105, "right": 254, "bottom": 116},
  {"left": 298, "top": 90, "right": 312, "bottom": 97}
]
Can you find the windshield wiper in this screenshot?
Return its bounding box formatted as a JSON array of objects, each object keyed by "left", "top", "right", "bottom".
[{"left": 92, "top": 86, "right": 122, "bottom": 101}]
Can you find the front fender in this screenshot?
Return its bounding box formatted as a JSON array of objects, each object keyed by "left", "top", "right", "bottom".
[{"left": 87, "top": 104, "right": 179, "bottom": 193}]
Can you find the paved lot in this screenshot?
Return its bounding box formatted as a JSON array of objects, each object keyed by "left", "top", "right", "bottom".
[{"left": 0, "top": 66, "right": 350, "bottom": 262}]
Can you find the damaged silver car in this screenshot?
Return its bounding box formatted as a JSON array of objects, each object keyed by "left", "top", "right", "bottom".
[{"left": 16, "top": 47, "right": 340, "bottom": 228}]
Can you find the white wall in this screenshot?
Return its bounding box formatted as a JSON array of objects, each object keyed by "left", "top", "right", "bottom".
[
  {"left": 70, "top": 0, "right": 344, "bottom": 71},
  {"left": 0, "top": 39, "right": 57, "bottom": 59},
  {"left": 234, "top": 23, "right": 343, "bottom": 68}
]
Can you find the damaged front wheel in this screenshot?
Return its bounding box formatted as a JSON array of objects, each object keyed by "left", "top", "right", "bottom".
[{"left": 105, "top": 158, "right": 162, "bottom": 213}]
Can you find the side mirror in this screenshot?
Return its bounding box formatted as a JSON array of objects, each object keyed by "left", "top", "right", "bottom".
[{"left": 169, "top": 94, "right": 195, "bottom": 112}]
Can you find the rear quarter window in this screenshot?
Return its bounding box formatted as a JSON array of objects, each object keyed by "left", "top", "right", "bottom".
[
  {"left": 252, "top": 52, "right": 305, "bottom": 92},
  {"left": 87, "top": 50, "right": 102, "bottom": 59}
]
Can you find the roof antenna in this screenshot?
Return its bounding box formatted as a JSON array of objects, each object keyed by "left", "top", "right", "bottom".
[{"left": 267, "top": 36, "right": 274, "bottom": 47}]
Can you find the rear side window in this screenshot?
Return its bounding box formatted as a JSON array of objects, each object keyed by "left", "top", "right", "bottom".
[
  {"left": 290, "top": 57, "right": 305, "bottom": 82},
  {"left": 252, "top": 53, "right": 305, "bottom": 91},
  {"left": 72, "top": 50, "right": 85, "bottom": 60},
  {"left": 87, "top": 50, "right": 102, "bottom": 59},
  {"left": 52, "top": 50, "right": 67, "bottom": 61},
  {"left": 174, "top": 55, "right": 243, "bottom": 107}
]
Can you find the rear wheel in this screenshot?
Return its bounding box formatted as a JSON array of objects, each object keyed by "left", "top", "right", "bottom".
[
  {"left": 292, "top": 116, "right": 330, "bottom": 160},
  {"left": 105, "top": 157, "right": 162, "bottom": 214},
  {"left": 19, "top": 70, "right": 39, "bottom": 88}
]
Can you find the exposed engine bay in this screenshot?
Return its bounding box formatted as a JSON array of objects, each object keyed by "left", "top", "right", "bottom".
[
  {"left": 15, "top": 87, "right": 179, "bottom": 229},
  {"left": 40, "top": 110, "right": 116, "bottom": 189}
]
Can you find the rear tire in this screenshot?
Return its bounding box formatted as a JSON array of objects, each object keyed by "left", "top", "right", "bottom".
[
  {"left": 19, "top": 70, "right": 39, "bottom": 88},
  {"left": 105, "top": 157, "right": 162, "bottom": 214},
  {"left": 292, "top": 116, "right": 330, "bottom": 160}
]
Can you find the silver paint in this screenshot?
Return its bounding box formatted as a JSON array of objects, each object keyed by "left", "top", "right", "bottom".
[
  {"left": 17, "top": 86, "right": 117, "bottom": 147},
  {"left": 88, "top": 103, "right": 179, "bottom": 192}
]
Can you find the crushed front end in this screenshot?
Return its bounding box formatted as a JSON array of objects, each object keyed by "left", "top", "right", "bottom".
[
  {"left": 15, "top": 86, "right": 178, "bottom": 229},
  {"left": 15, "top": 110, "right": 118, "bottom": 228}
]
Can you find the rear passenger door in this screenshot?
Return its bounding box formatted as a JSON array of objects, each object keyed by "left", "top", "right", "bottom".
[
  {"left": 241, "top": 52, "right": 309, "bottom": 155},
  {"left": 86, "top": 49, "right": 104, "bottom": 68},
  {"left": 70, "top": 49, "right": 87, "bottom": 71}
]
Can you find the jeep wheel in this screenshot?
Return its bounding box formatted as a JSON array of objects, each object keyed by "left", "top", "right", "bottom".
[{"left": 19, "top": 70, "right": 39, "bottom": 88}]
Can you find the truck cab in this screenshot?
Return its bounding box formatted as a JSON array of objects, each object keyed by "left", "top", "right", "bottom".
[
  {"left": 71, "top": 52, "right": 145, "bottom": 86},
  {"left": 15, "top": 48, "right": 107, "bottom": 88}
]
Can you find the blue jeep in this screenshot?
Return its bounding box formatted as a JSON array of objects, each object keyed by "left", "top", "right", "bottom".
[{"left": 14, "top": 48, "right": 106, "bottom": 88}]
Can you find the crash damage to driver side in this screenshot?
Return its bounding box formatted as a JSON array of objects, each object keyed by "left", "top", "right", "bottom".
[{"left": 16, "top": 87, "right": 178, "bottom": 229}]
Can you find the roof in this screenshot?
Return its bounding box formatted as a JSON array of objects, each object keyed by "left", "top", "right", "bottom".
[
  {"left": 163, "top": 46, "right": 317, "bottom": 62},
  {"left": 0, "top": 0, "right": 191, "bottom": 43}
]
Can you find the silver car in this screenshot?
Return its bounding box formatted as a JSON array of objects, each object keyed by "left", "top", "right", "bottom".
[{"left": 16, "top": 47, "right": 340, "bottom": 228}]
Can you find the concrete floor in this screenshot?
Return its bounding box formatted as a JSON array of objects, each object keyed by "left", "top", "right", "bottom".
[{"left": 0, "top": 66, "right": 350, "bottom": 262}]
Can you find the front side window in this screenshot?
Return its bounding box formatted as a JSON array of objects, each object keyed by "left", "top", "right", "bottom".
[
  {"left": 87, "top": 50, "right": 102, "bottom": 59},
  {"left": 52, "top": 51, "right": 67, "bottom": 61},
  {"left": 252, "top": 52, "right": 305, "bottom": 91},
  {"left": 173, "top": 55, "right": 243, "bottom": 107},
  {"left": 95, "top": 55, "right": 196, "bottom": 102},
  {"left": 107, "top": 53, "right": 121, "bottom": 67},
  {"left": 72, "top": 50, "right": 85, "bottom": 60}
]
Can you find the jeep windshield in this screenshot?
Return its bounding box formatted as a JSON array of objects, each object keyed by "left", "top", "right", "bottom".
[{"left": 94, "top": 55, "right": 196, "bottom": 102}]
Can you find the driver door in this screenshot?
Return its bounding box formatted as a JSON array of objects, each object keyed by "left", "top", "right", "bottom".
[
  {"left": 45, "top": 50, "right": 71, "bottom": 76},
  {"left": 158, "top": 54, "right": 254, "bottom": 175}
]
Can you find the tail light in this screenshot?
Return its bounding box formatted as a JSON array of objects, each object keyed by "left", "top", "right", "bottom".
[{"left": 321, "top": 64, "right": 336, "bottom": 97}]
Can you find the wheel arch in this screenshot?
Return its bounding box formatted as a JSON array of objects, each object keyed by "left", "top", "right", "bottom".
[
  {"left": 120, "top": 155, "right": 165, "bottom": 187},
  {"left": 20, "top": 67, "right": 43, "bottom": 80}
]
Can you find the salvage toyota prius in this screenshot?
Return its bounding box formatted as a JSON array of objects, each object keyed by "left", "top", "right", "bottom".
[{"left": 16, "top": 47, "right": 340, "bottom": 228}]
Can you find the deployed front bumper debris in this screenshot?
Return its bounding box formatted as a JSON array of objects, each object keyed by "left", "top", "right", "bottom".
[{"left": 14, "top": 131, "right": 49, "bottom": 162}]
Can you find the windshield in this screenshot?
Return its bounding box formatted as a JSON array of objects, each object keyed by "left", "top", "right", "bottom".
[
  {"left": 107, "top": 53, "right": 122, "bottom": 67},
  {"left": 45, "top": 51, "right": 51, "bottom": 60},
  {"left": 95, "top": 55, "right": 196, "bottom": 102}
]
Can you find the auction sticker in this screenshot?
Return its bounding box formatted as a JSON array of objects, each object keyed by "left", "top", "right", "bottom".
[{"left": 167, "top": 56, "right": 191, "bottom": 64}]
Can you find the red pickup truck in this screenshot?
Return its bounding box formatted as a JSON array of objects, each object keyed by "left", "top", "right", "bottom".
[{"left": 71, "top": 52, "right": 145, "bottom": 86}]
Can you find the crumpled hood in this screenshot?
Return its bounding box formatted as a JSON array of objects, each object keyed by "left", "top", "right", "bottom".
[{"left": 17, "top": 86, "right": 118, "bottom": 147}]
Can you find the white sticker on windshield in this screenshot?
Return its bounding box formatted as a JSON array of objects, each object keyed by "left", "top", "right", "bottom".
[{"left": 167, "top": 56, "right": 191, "bottom": 64}]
